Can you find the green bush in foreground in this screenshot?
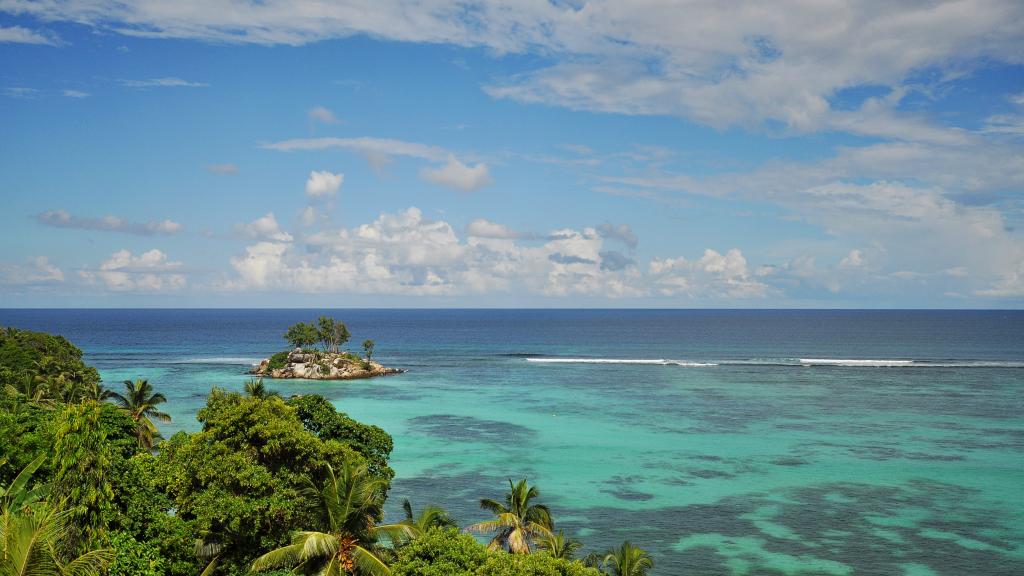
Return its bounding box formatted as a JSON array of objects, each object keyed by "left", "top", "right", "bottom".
[
  {"left": 391, "top": 528, "right": 601, "bottom": 576},
  {"left": 108, "top": 531, "right": 165, "bottom": 576}
]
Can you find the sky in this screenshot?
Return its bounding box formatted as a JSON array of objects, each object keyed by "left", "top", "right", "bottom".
[{"left": 1, "top": 1, "right": 1023, "bottom": 308}]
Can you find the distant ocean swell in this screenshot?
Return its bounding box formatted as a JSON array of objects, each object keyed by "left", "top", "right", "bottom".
[{"left": 525, "top": 357, "right": 1024, "bottom": 368}]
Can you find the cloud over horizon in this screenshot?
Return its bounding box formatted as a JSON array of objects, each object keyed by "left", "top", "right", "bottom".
[{"left": 37, "top": 210, "right": 183, "bottom": 236}]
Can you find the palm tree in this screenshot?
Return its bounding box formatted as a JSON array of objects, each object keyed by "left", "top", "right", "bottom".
[
  {"left": 536, "top": 529, "right": 581, "bottom": 560},
  {"left": 466, "top": 478, "right": 553, "bottom": 554},
  {"left": 592, "top": 541, "right": 653, "bottom": 576},
  {"left": 244, "top": 378, "right": 280, "bottom": 399},
  {"left": 251, "top": 461, "right": 413, "bottom": 575},
  {"left": 0, "top": 505, "right": 113, "bottom": 575},
  {"left": 0, "top": 454, "right": 47, "bottom": 513},
  {"left": 400, "top": 499, "right": 456, "bottom": 538},
  {"left": 82, "top": 380, "right": 115, "bottom": 402},
  {"left": 0, "top": 458, "right": 112, "bottom": 576},
  {"left": 108, "top": 379, "right": 171, "bottom": 450},
  {"left": 3, "top": 374, "right": 48, "bottom": 403}
]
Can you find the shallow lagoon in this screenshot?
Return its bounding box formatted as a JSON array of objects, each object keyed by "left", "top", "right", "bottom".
[{"left": 2, "top": 309, "right": 1022, "bottom": 575}]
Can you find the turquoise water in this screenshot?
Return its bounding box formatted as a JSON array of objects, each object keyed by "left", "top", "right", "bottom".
[{"left": 2, "top": 309, "right": 1022, "bottom": 575}]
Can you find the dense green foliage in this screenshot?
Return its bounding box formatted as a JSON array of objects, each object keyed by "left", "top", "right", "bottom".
[
  {"left": 283, "top": 316, "right": 355, "bottom": 354},
  {"left": 251, "top": 461, "right": 412, "bottom": 575},
  {"left": 391, "top": 528, "right": 601, "bottom": 576},
  {"left": 0, "top": 327, "right": 654, "bottom": 576},
  {"left": 283, "top": 321, "right": 319, "bottom": 349},
  {"left": 108, "top": 531, "right": 166, "bottom": 576},
  {"left": 287, "top": 393, "right": 394, "bottom": 479},
  {"left": 266, "top": 350, "right": 291, "bottom": 370}
]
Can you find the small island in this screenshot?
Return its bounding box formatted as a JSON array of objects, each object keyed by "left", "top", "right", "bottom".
[{"left": 251, "top": 316, "right": 404, "bottom": 380}]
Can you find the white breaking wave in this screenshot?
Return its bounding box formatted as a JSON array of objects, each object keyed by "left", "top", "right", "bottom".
[
  {"left": 798, "top": 358, "right": 914, "bottom": 367},
  {"left": 172, "top": 357, "right": 263, "bottom": 365},
  {"left": 525, "top": 358, "right": 717, "bottom": 367},
  {"left": 526, "top": 357, "right": 1024, "bottom": 368}
]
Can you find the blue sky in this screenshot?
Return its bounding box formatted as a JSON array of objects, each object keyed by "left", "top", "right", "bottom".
[{"left": 2, "top": 1, "right": 1023, "bottom": 307}]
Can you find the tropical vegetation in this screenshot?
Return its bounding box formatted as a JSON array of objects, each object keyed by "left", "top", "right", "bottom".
[{"left": 0, "top": 326, "right": 655, "bottom": 575}]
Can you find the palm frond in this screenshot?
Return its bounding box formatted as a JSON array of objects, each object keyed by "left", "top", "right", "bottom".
[{"left": 351, "top": 545, "right": 391, "bottom": 576}]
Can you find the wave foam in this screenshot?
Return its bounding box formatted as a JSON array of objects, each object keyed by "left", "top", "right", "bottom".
[
  {"left": 525, "top": 358, "right": 717, "bottom": 367},
  {"left": 171, "top": 357, "right": 263, "bottom": 365},
  {"left": 526, "top": 357, "right": 1023, "bottom": 368}
]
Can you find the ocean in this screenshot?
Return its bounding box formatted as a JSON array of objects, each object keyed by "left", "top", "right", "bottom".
[{"left": 1, "top": 309, "right": 1022, "bottom": 575}]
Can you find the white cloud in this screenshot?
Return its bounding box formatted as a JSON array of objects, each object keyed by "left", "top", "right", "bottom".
[
  {"left": 308, "top": 106, "right": 341, "bottom": 124},
  {"left": 466, "top": 219, "right": 519, "bottom": 239},
  {"left": 596, "top": 222, "right": 638, "bottom": 249},
  {"left": 223, "top": 206, "right": 767, "bottom": 300},
  {"left": 420, "top": 155, "right": 492, "bottom": 192},
  {"left": 0, "top": 256, "right": 64, "bottom": 285},
  {"left": 650, "top": 249, "right": 768, "bottom": 298},
  {"left": 37, "top": 210, "right": 182, "bottom": 235},
  {"left": 263, "top": 136, "right": 445, "bottom": 160},
  {"left": 3, "top": 87, "right": 39, "bottom": 99},
  {"left": 62, "top": 89, "right": 89, "bottom": 98},
  {"left": 235, "top": 212, "right": 293, "bottom": 242},
  {"left": 206, "top": 163, "right": 238, "bottom": 175},
  {"left": 7, "top": 0, "right": 1023, "bottom": 140},
  {"left": 120, "top": 77, "right": 208, "bottom": 88},
  {"left": 839, "top": 249, "right": 865, "bottom": 269},
  {"left": 0, "top": 25, "right": 59, "bottom": 45},
  {"left": 265, "top": 136, "right": 491, "bottom": 191},
  {"left": 305, "top": 170, "right": 344, "bottom": 198},
  {"left": 81, "top": 249, "right": 186, "bottom": 291},
  {"left": 975, "top": 261, "right": 1024, "bottom": 297}
]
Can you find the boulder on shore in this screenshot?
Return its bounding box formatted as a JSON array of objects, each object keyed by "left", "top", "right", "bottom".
[{"left": 251, "top": 348, "right": 404, "bottom": 380}]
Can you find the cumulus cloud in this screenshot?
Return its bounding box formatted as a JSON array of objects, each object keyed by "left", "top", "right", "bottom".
[
  {"left": 206, "top": 163, "right": 238, "bottom": 175},
  {"left": 120, "top": 77, "right": 208, "bottom": 88},
  {"left": 305, "top": 170, "right": 344, "bottom": 198},
  {"left": 596, "top": 222, "right": 638, "bottom": 249},
  {"left": 37, "top": 210, "right": 182, "bottom": 236},
  {"left": 223, "top": 206, "right": 769, "bottom": 300},
  {"left": 0, "top": 256, "right": 64, "bottom": 285},
  {"left": 650, "top": 249, "right": 768, "bottom": 298},
  {"left": 975, "top": 261, "right": 1024, "bottom": 297},
  {"left": 81, "top": 249, "right": 185, "bottom": 291},
  {"left": 0, "top": 25, "right": 59, "bottom": 45},
  {"left": 235, "top": 212, "right": 293, "bottom": 242},
  {"left": 599, "top": 250, "right": 635, "bottom": 271},
  {"left": 420, "top": 155, "right": 492, "bottom": 192},
  {"left": 308, "top": 106, "right": 341, "bottom": 124},
  {"left": 466, "top": 219, "right": 520, "bottom": 239}
]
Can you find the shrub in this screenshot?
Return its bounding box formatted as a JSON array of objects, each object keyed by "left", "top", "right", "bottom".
[
  {"left": 267, "top": 351, "right": 290, "bottom": 371},
  {"left": 391, "top": 528, "right": 488, "bottom": 576},
  {"left": 108, "top": 531, "right": 165, "bottom": 576}
]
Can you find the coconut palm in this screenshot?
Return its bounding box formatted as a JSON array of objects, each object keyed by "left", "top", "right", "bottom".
[
  {"left": 0, "top": 454, "right": 47, "bottom": 513},
  {"left": 3, "top": 374, "right": 48, "bottom": 403},
  {"left": 251, "top": 461, "right": 414, "bottom": 575},
  {"left": 536, "top": 529, "right": 581, "bottom": 560},
  {"left": 466, "top": 478, "right": 553, "bottom": 554},
  {"left": 400, "top": 499, "right": 457, "bottom": 538},
  {"left": 108, "top": 379, "right": 171, "bottom": 450},
  {"left": 592, "top": 541, "right": 653, "bottom": 576},
  {"left": 0, "top": 505, "right": 113, "bottom": 575},
  {"left": 244, "top": 378, "right": 280, "bottom": 399},
  {"left": 0, "top": 457, "right": 112, "bottom": 576},
  {"left": 82, "top": 380, "right": 115, "bottom": 402}
]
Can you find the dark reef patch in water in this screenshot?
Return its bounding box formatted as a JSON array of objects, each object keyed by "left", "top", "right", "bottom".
[
  {"left": 550, "top": 480, "right": 1024, "bottom": 576},
  {"left": 407, "top": 414, "right": 535, "bottom": 444}
]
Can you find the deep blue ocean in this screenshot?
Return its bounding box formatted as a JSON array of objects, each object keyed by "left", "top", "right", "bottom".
[{"left": 2, "top": 309, "right": 1022, "bottom": 575}]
